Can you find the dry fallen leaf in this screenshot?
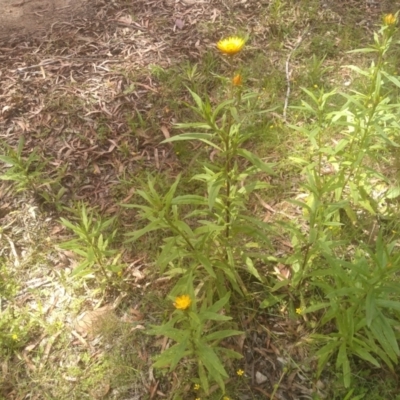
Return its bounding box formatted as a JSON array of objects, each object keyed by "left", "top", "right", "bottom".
[
  {"left": 160, "top": 125, "right": 170, "bottom": 139},
  {"left": 73, "top": 305, "right": 115, "bottom": 338},
  {"left": 255, "top": 371, "right": 268, "bottom": 384},
  {"left": 175, "top": 19, "right": 185, "bottom": 30}
]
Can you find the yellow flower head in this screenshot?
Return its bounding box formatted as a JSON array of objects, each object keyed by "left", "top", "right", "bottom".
[
  {"left": 12, "top": 334, "right": 19, "bottom": 341},
  {"left": 296, "top": 307, "right": 303, "bottom": 315},
  {"left": 223, "top": 397, "right": 230, "bottom": 400},
  {"left": 232, "top": 74, "right": 242, "bottom": 86},
  {"left": 174, "top": 294, "right": 192, "bottom": 310},
  {"left": 217, "top": 36, "right": 245, "bottom": 55},
  {"left": 237, "top": 369, "right": 244, "bottom": 376},
  {"left": 194, "top": 383, "right": 200, "bottom": 391},
  {"left": 383, "top": 14, "right": 397, "bottom": 26}
]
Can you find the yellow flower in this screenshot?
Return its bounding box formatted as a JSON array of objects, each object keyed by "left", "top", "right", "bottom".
[
  {"left": 223, "top": 397, "right": 230, "bottom": 400},
  {"left": 383, "top": 14, "right": 397, "bottom": 26},
  {"left": 174, "top": 294, "right": 192, "bottom": 310},
  {"left": 217, "top": 36, "right": 245, "bottom": 55},
  {"left": 194, "top": 384, "right": 200, "bottom": 391},
  {"left": 237, "top": 369, "right": 244, "bottom": 376},
  {"left": 12, "top": 334, "right": 19, "bottom": 341},
  {"left": 296, "top": 307, "right": 303, "bottom": 315},
  {"left": 232, "top": 74, "right": 242, "bottom": 86}
]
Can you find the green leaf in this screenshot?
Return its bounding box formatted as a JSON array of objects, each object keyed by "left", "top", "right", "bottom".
[
  {"left": 369, "top": 315, "right": 399, "bottom": 361},
  {"left": 385, "top": 186, "right": 400, "bottom": 199},
  {"left": 303, "top": 302, "right": 330, "bottom": 314},
  {"left": 163, "top": 133, "right": 222, "bottom": 151},
  {"left": 245, "top": 257, "right": 262, "bottom": 281},
  {"left": 208, "top": 180, "right": 223, "bottom": 210},
  {"left": 204, "top": 330, "right": 243, "bottom": 342},
  {"left": 211, "top": 98, "right": 234, "bottom": 122},
  {"left": 0, "top": 155, "right": 16, "bottom": 165},
  {"left": 148, "top": 325, "right": 188, "bottom": 342},
  {"left": 260, "top": 294, "right": 282, "bottom": 308},
  {"left": 197, "top": 343, "right": 228, "bottom": 388},
  {"left": 382, "top": 71, "right": 400, "bottom": 89},
  {"left": 71, "top": 260, "right": 93, "bottom": 277},
  {"left": 198, "top": 361, "right": 209, "bottom": 394},
  {"left": 165, "top": 174, "right": 181, "bottom": 207},
  {"left": 365, "top": 291, "right": 376, "bottom": 327},
  {"left": 17, "top": 136, "right": 25, "bottom": 156},
  {"left": 153, "top": 340, "right": 189, "bottom": 370},
  {"left": 237, "top": 149, "right": 275, "bottom": 174},
  {"left": 206, "top": 292, "right": 230, "bottom": 313},
  {"left": 351, "top": 341, "right": 380, "bottom": 368},
  {"left": 200, "top": 312, "right": 231, "bottom": 322},
  {"left": 336, "top": 343, "right": 351, "bottom": 388},
  {"left": 171, "top": 195, "right": 207, "bottom": 205},
  {"left": 216, "top": 347, "right": 243, "bottom": 359},
  {"left": 197, "top": 254, "right": 216, "bottom": 278},
  {"left": 375, "top": 299, "right": 400, "bottom": 312},
  {"left": 124, "top": 220, "right": 163, "bottom": 242},
  {"left": 316, "top": 340, "right": 340, "bottom": 377}
]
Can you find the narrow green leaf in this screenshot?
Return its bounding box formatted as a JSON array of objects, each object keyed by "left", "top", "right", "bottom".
[
  {"left": 198, "top": 343, "right": 228, "bottom": 378},
  {"left": 162, "top": 133, "right": 222, "bottom": 150},
  {"left": 376, "top": 299, "right": 400, "bottom": 312},
  {"left": 0, "top": 155, "right": 16, "bottom": 165},
  {"left": 198, "top": 362, "right": 209, "bottom": 394},
  {"left": 237, "top": 148, "right": 275, "bottom": 174},
  {"left": 200, "top": 312, "right": 231, "bottom": 322},
  {"left": 172, "top": 195, "right": 207, "bottom": 205},
  {"left": 124, "top": 220, "right": 162, "bottom": 242},
  {"left": 365, "top": 291, "right": 376, "bottom": 327},
  {"left": 245, "top": 257, "right": 262, "bottom": 281},
  {"left": 204, "top": 330, "right": 243, "bottom": 342},
  {"left": 206, "top": 292, "right": 230, "bottom": 313}
]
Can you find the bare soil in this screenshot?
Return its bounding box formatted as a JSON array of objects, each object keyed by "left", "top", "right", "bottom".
[{"left": 0, "top": 0, "right": 89, "bottom": 39}]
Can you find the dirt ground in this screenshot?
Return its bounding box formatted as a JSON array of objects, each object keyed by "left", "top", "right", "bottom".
[{"left": 0, "top": 0, "right": 89, "bottom": 38}]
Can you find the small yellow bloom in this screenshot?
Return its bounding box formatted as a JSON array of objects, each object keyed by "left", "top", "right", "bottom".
[
  {"left": 12, "top": 334, "right": 19, "bottom": 341},
  {"left": 383, "top": 14, "right": 397, "bottom": 26},
  {"left": 232, "top": 74, "right": 242, "bottom": 86},
  {"left": 174, "top": 294, "right": 192, "bottom": 310},
  {"left": 223, "top": 397, "right": 230, "bottom": 400},
  {"left": 217, "top": 36, "right": 245, "bottom": 55},
  {"left": 296, "top": 307, "right": 303, "bottom": 315},
  {"left": 237, "top": 369, "right": 244, "bottom": 376},
  {"left": 194, "top": 384, "right": 200, "bottom": 390}
]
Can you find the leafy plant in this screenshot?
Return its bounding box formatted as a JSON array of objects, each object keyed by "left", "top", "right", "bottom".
[
  {"left": 285, "top": 13, "right": 400, "bottom": 387},
  {"left": 0, "top": 136, "right": 67, "bottom": 209},
  {"left": 0, "top": 136, "right": 45, "bottom": 192},
  {"left": 123, "top": 37, "right": 275, "bottom": 394},
  {"left": 149, "top": 292, "right": 242, "bottom": 394},
  {"left": 59, "top": 202, "right": 122, "bottom": 284}
]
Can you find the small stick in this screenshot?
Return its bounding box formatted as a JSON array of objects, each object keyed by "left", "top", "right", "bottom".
[{"left": 283, "top": 25, "right": 309, "bottom": 121}]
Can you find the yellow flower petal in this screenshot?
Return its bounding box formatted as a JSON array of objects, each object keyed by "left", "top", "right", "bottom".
[
  {"left": 232, "top": 74, "right": 242, "bottom": 86},
  {"left": 217, "top": 36, "right": 245, "bottom": 55},
  {"left": 383, "top": 14, "right": 397, "bottom": 26},
  {"left": 174, "top": 294, "right": 192, "bottom": 310}
]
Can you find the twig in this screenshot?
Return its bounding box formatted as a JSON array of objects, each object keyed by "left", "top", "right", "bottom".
[{"left": 283, "top": 25, "right": 309, "bottom": 121}]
